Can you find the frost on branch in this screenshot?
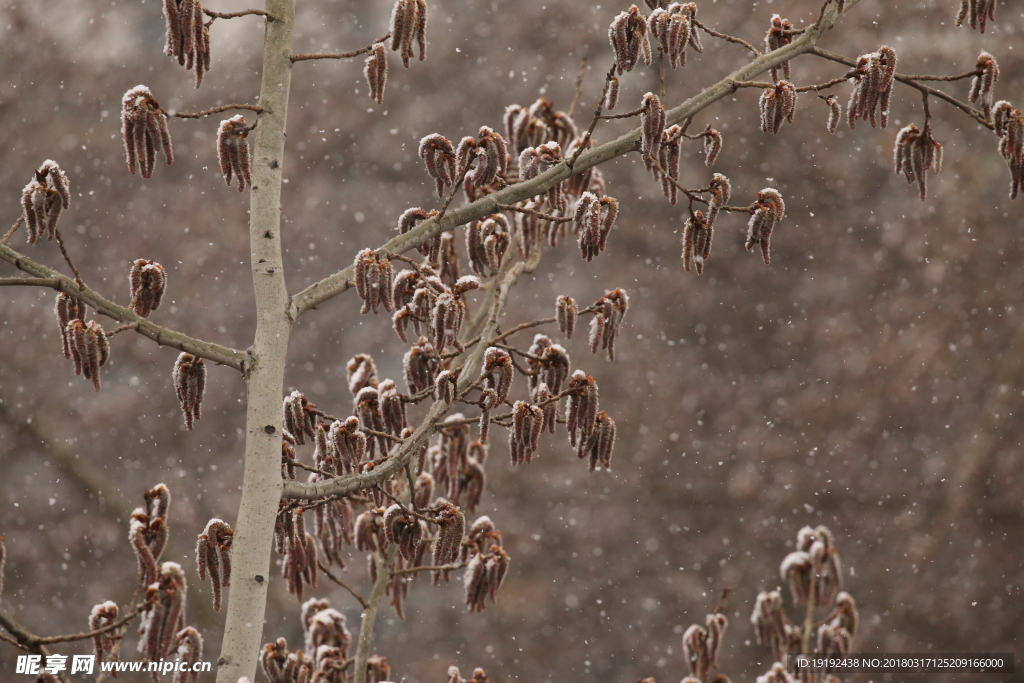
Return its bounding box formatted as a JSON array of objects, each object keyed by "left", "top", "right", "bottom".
[
  {"left": 217, "top": 115, "right": 253, "bottom": 192},
  {"left": 994, "top": 101, "right": 1024, "bottom": 198},
  {"left": 759, "top": 81, "right": 797, "bottom": 135},
  {"left": 390, "top": 0, "right": 428, "bottom": 67},
  {"left": 129, "top": 259, "right": 167, "bottom": 318},
  {"left": 745, "top": 188, "right": 785, "bottom": 265},
  {"left": 173, "top": 353, "right": 206, "bottom": 430},
  {"left": 608, "top": 5, "right": 651, "bottom": 75},
  {"left": 121, "top": 85, "right": 174, "bottom": 178},
  {"left": 196, "top": 518, "right": 233, "bottom": 611},
  {"left": 894, "top": 123, "right": 943, "bottom": 201},
  {"left": 354, "top": 249, "right": 395, "bottom": 314},
  {"left": 846, "top": 46, "right": 897, "bottom": 129},
  {"left": 364, "top": 42, "right": 388, "bottom": 104},
  {"left": 66, "top": 319, "right": 110, "bottom": 391},
  {"left": 162, "top": 0, "right": 211, "bottom": 88},
  {"left": 21, "top": 160, "right": 70, "bottom": 244},
  {"left": 956, "top": 0, "right": 996, "bottom": 33}
]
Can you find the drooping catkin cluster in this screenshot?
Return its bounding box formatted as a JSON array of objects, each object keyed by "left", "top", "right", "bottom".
[
  {"left": 759, "top": 80, "right": 797, "bottom": 135},
  {"left": 121, "top": 85, "right": 174, "bottom": 178},
  {"left": 640, "top": 93, "right": 666, "bottom": 171},
  {"left": 173, "top": 353, "right": 206, "bottom": 430},
  {"left": 364, "top": 42, "right": 388, "bottom": 104},
  {"left": 608, "top": 5, "right": 652, "bottom": 75},
  {"left": 130, "top": 485, "right": 171, "bottom": 588},
  {"left": 384, "top": 503, "right": 425, "bottom": 561},
  {"left": 604, "top": 75, "right": 620, "bottom": 110},
  {"left": 589, "top": 288, "right": 629, "bottom": 360},
  {"left": 969, "top": 52, "right": 999, "bottom": 118},
  {"left": 21, "top": 160, "right": 70, "bottom": 243},
  {"left": 55, "top": 292, "right": 88, "bottom": 360},
  {"left": 129, "top": 259, "right": 167, "bottom": 318},
  {"left": 138, "top": 562, "right": 188, "bottom": 664},
  {"left": 782, "top": 525, "right": 843, "bottom": 607},
  {"left": 655, "top": 125, "right": 683, "bottom": 204},
  {"left": 584, "top": 411, "right": 616, "bottom": 471},
  {"left": 419, "top": 133, "right": 457, "bottom": 197},
  {"left": 893, "top": 123, "right": 943, "bottom": 200},
  {"left": 480, "top": 347, "right": 514, "bottom": 407},
  {"left": 956, "top": 0, "right": 996, "bottom": 33},
  {"left": 196, "top": 518, "right": 233, "bottom": 611},
  {"left": 66, "top": 319, "right": 110, "bottom": 391},
  {"left": 994, "top": 101, "right": 1024, "bottom": 198},
  {"left": 745, "top": 188, "right": 785, "bottom": 265},
  {"left": 389, "top": 0, "right": 427, "bottom": 67},
  {"left": 504, "top": 98, "right": 579, "bottom": 154},
  {"left": 518, "top": 142, "right": 567, "bottom": 211},
  {"left": 649, "top": 3, "right": 700, "bottom": 69},
  {"left": 89, "top": 601, "right": 121, "bottom": 669},
  {"left": 467, "top": 214, "right": 511, "bottom": 276},
  {"left": 707, "top": 171, "right": 731, "bottom": 227},
  {"left": 510, "top": 401, "right": 544, "bottom": 466},
  {"left": 278, "top": 508, "right": 319, "bottom": 600},
  {"left": 216, "top": 115, "right": 253, "bottom": 191},
  {"left": 566, "top": 370, "right": 599, "bottom": 456},
  {"left": 401, "top": 336, "right": 438, "bottom": 394},
  {"left": 846, "top": 46, "right": 897, "bottom": 129},
  {"left": 527, "top": 335, "right": 571, "bottom": 395},
  {"left": 681, "top": 613, "right": 728, "bottom": 680},
  {"left": 703, "top": 125, "right": 723, "bottom": 167},
  {"left": 574, "top": 192, "right": 619, "bottom": 261},
  {"left": 283, "top": 389, "right": 317, "bottom": 444},
  {"left": 397, "top": 208, "right": 441, "bottom": 263},
  {"left": 824, "top": 94, "right": 841, "bottom": 134},
  {"left": 462, "top": 519, "right": 510, "bottom": 612},
  {"left": 260, "top": 601, "right": 352, "bottom": 683},
  {"left": 354, "top": 249, "right": 395, "bottom": 314},
  {"left": 456, "top": 126, "right": 509, "bottom": 189},
  {"left": 449, "top": 666, "right": 493, "bottom": 683},
  {"left": 173, "top": 627, "right": 204, "bottom": 683},
  {"left": 432, "top": 501, "right": 466, "bottom": 565},
  {"left": 682, "top": 210, "right": 712, "bottom": 274},
  {"left": 162, "top": 0, "right": 211, "bottom": 87},
  {"left": 430, "top": 276, "right": 479, "bottom": 353},
  {"left": 765, "top": 15, "right": 793, "bottom": 81},
  {"left": 556, "top": 295, "right": 578, "bottom": 339}
]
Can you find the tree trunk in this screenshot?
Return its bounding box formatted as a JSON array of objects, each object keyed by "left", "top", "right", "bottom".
[{"left": 216, "top": 1, "right": 296, "bottom": 681}]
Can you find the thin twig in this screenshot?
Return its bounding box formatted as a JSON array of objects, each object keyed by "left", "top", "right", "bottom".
[
  {"left": 106, "top": 322, "right": 139, "bottom": 336},
  {"left": 1, "top": 216, "right": 22, "bottom": 245},
  {"left": 204, "top": 8, "right": 276, "bottom": 21},
  {"left": 291, "top": 34, "right": 391, "bottom": 62},
  {"left": 391, "top": 560, "right": 470, "bottom": 577},
  {"left": 317, "top": 561, "right": 369, "bottom": 610},
  {"left": 693, "top": 18, "right": 760, "bottom": 56},
  {"left": 568, "top": 56, "right": 588, "bottom": 118},
  {"left": 599, "top": 107, "right": 645, "bottom": 120},
  {"left": 377, "top": 486, "right": 438, "bottom": 524},
  {"left": 495, "top": 204, "right": 574, "bottom": 223},
  {"left": 488, "top": 316, "right": 557, "bottom": 345},
  {"left": 902, "top": 71, "right": 978, "bottom": 82},
  {"left": 53, "top": 229, "right": 84, "bottom": 289},
  {"left": 567, "top": 62, "right": 618, "bottom": 170},
  {"left": 171, "top": 104, "right": 264, "bottom": 119}
]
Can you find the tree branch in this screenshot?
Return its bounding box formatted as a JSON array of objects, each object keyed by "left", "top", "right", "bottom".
[
  {"left": 204, "top": 8, "right": 276, "bottom": 21},
  {"left": 171, "top": 104, "right": 264, "bottom": 119},
  {"left": 317, "top": 560, "right": 369, "bottom": 610},
  {"left": 289, "top": 0, "right": 857, "bottom": 318},
  {"left": 291, "top": 34, "right": 391, "bottom": 62},
  {"left": 352, "top": 545, "right": 397, "bottom": 683},
  {"left": 0, "top": 242, "right": 248, "bottom": 371}
]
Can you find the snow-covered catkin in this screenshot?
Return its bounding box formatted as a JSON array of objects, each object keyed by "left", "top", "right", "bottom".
[
  {"left": 89, "top": 601, "right": 120, "bottom": 668},
  {"left": 657, "top": 125, "right": 683, "bottom": 204},
  {"left": 575, "top": 193, "right": 619, "bottom": 261},
  {"left": 956, "top": 0, "right": 996, "bottom": 33},
  {"left": 196, "top": 518, "right": 233, "bottom": 611},
  {"left": 432, "top": 502, "right": 465, "bottom": 565},
  {"left": 744, "top": 188, "right": 786, "bottom": 265},
  {"left": 893, "top": 123, "right": 943, "bottom": 200},
  {"left": 604, "top": 76, "right": 620, "bottom": 110},
  {"left": 969, "top": 51, "right": 999, "bottom": 119},
  {"left": 682, "top": 210, "right": 712, "bottom": 275},
  {"left": 354, "top": 249, "right": 395, "bottom": 314},
  {"left": 588, "top": 289, "right": 628, "bottom": 360},
  {"left": 173, "top": 352, "right": 206, "bottom": 429},
  {"left": 640, "top": 92, "right": 666, "bottom": 170},
  {"left": 825, "top": 94, "right": 841, "bottom": 134},
  {"left": 162, "top": 0, "right": 210, "bottom": 87},
  {"left": 121, "top": 86, "right": 174, "bottom": 178},
  {"left": 703, "top": 126, "right": 722, "bottom": 167},
  {"left": 765, "top": 15, "right": 793, "bottom": 82},
  {"left": 419, "top": 134, "right": 457, "bottom": 198},
  {"left": 390, "top": 0, "right": 428, "bottom": 67},
  {"left": 66, "top": 320, "right": 110, "bottom": 391},
  {"left": 21, "top": 160, "right": 71, "bottom": 243},
  {"left": 846, "top": 46, "right": 897, "bottom": 129},
  {"left": 707, "top": 172, "right": 731, "bottom": 228},
  {"left": 649, "top": 4, "right": 693, "bottom": 69},
  {"left": 608, "top": 5, "right": 651, "bottom": 75},
  {"left": 435, "top": 369, "right": 459, "bottom": 403},
  {"left": 556, "top": 295, "right": 578, "bottom": 339},
  {"left": 364, "top": 42, "right": 388, "bottom": 104},
  {"left": 510, "top": 401, "right": 544, "bottom": 466},
  {"left": 566, "top": 370, "right": 599, "bottom": 454},
  {"left": 994, "top": 103, "right": 1024, "bottom": 198},
  {"left": 129, "top": 259, "right": 167, "bottom": 318},
  {"left": 759, "top": 81, "right": 797, "bottom": 135},
  {"left": 217, "top": 115, "right": 253, "bottom": 192},
  {"left": 585, "top": 412, "right": 616, "bottom": 471},
  {"left": 54, "top": 293, "right": 87, "bottom": 360},
  {"left": 481, "top": 347, "right": 513, "bottom": 406}
]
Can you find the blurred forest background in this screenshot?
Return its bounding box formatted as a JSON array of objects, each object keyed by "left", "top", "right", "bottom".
[{"left": 1, "top": 0, "right": 1022, "bottom": 681}]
